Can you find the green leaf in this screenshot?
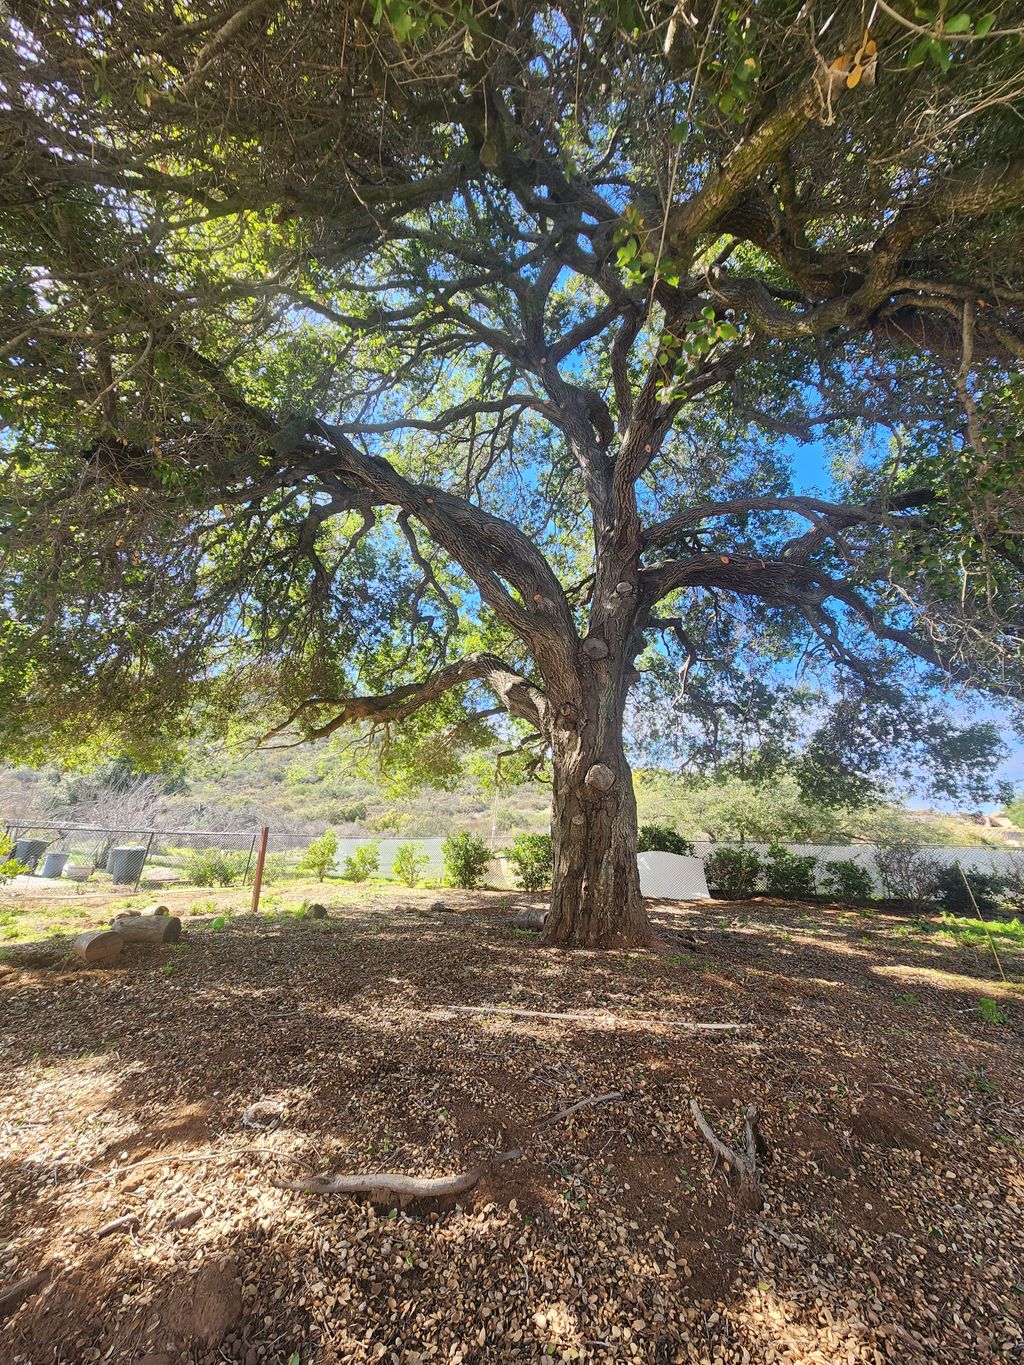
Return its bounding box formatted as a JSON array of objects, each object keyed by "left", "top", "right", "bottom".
[
  {"left": 927, "top": 37, "right": 953, "bottom": 71},
  {"left": 906, "top": 35, "right": 931, "bottom": 68},
  {"left": 974, "top": 12, "right": 997, "bottom": 35},
  {"left": 943, "top": 13, "right": 972, "bottom": 34}
]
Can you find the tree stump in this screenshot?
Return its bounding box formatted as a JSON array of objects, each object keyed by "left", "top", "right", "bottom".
[
  {"left": 111, "top": 914, "right": 182, "bottom": 944},
  {"left": 74, "top": 930, "right": 124, "bottom": 964}
]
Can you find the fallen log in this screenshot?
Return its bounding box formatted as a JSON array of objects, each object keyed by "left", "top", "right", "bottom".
[
  {"left": 143, "top": 903, "right": 170, "bottom": 916},
  {"left": 111, "top": 914, "right": 181, "bottom": 945},
  {"left": 73, "top": 930, "right": 124, "bottom": 965}
]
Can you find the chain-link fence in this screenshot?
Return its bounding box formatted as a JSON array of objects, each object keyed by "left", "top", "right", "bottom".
[
  {"left": 4, "top": 816, "right": 1023, "bottom": 903},
  {"left": 1, "top": 819, "right": 261, "bottom": 898},
  {"left": 690, "top": 841, "right": 1024, "bottom": 897}
]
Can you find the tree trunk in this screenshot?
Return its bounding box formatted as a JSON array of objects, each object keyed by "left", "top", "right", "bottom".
[{"left": 541, "top": 678, "right": 651, "bottom": 949}]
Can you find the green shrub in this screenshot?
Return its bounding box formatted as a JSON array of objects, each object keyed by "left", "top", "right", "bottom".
[
  {"left": 637, "top": 824, "right": 695, "bottom": 857},
  {"left": 820, "top": 858, "right": 874, "bottom": 903},
  {"left": 392, "top": 841, "right": 429, "bottom": 887},
  {"left": 0, "top": 834, "right": 27, "bottom": 887},
  {"left": 442, "top": 831, "right": 491, "bottom": 889},
  {"left": 933, "top": 864, "right": 1005, "bottom": 916},
  {"left": 763, "top": 844, "right": 817, "bottom": 900},
  {"left": 704, "top": 846, "right": 761, "bottom": 900},
  {"left": 505, "top": 833, "right": 553, "bottom": 891},
  {"left": 258, "top": 851, "right": 290, "bottom": 885},
  {"left": 342, "top": 841, "right": 380, "bottom": 882},
  {"left": 297, "top": 830, "right": 339, "bottom": 882},
  {"left": 874, "top": 842, "right": 942, "bottom": 909},
  {"left": 185, "top": 848, "right": 243, "bottom": 887}
]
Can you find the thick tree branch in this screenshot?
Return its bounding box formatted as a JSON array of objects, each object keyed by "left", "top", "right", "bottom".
[{"left": 262, "top": 651, "right": 547, "bottom": 744}]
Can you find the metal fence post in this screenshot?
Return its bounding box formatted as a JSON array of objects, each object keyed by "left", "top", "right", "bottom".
[
  {"left": 250, "top": 827, "right": 270, "bottom": 915},
  {"left": 132, "top": 831, "right": 156, "bottom": 894},
  {"left": 241, "top": 831, "right": 258, "bottom": 886}
]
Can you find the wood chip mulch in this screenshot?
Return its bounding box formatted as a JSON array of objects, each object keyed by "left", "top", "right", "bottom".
[{"left": 0, "top": 890, "right": 1022, "bottom": 1364}]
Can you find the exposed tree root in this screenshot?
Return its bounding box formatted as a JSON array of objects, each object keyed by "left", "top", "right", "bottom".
[
  {"left": 272, "top": 1150, "right": 522, "bottom": 1203},
  {"left": 274, "top": 1091, "right": 627, "bottom": 1203},
  {"left": 690, "top": 1098, "right": 765, "bottom": 1208}
]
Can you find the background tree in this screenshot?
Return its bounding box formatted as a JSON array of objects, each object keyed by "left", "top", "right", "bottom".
[{"left": 2, "top": 2, "right": 1023, "bottom": 945}]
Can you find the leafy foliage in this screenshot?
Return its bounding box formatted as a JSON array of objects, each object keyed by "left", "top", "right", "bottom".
[
  {"left": 933, "top": 864, "right": 1005, "bottom": 917},
  {"left": 297, "top": 831, "right": 340, "bottom": 883},
  {"left": 392, "top": 841, "right": 429, "bottom": 887},
  {"left": 820, "top": 859, "right": 875, "bottom": 904},
  {"left": 442, "top": 832, "right": 491, "bottom": 889},
  {"left": 704, "top": 847, "right": 762, "bottom": 900},
  {"left": 0, "top": 834, "right": 27, "bottom": 887},
  {"left": 504, "top": 833, "right": 553, "bottom": 891},
  {"left": 2, "top": 0, "right": 1024, "bottom": 943},
  {"left": 342, "top": 841, "right": 381, "bottom": 883},
  {"left": 763, "top": 845, "right": 818, "bottom": 901},
  {"left": 184, "top": 849, "right": 245, "bottom": 888},
  {"left": 637, "top": 824, "right": 695, "bottom": 857}
]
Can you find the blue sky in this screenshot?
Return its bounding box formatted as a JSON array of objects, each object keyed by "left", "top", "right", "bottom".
[{"left": 786, "top": 436, "right": 1022, "bottom": 810}]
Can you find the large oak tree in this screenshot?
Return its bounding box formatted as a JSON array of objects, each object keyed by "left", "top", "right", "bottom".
[{"left": 2, "top": 1, "right": 1023, "bottom": 944}]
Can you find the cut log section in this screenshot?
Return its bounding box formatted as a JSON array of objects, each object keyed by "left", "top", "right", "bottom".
[
  {"left": 73, "top": 931, "right": 124, "bottom": 965},
  {"left": 111, "top": 914, "right": 182, "bottom": 944},
  {"left": 143, "top": 903, "right": 170, "bottom": 916}
]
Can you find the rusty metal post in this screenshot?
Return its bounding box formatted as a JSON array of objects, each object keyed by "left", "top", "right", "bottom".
[{"left": 250, "top": 826, "right": 270, "bottom": 915}]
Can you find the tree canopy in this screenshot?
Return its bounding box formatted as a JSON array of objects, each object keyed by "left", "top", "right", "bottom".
[{"left": 2, "top": 0, "right": 1023, "bottom": 943}]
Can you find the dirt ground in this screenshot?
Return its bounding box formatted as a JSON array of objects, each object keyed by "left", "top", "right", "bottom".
[{"left": 1, "top": 886, "right": 1022, "bottom": 1364}]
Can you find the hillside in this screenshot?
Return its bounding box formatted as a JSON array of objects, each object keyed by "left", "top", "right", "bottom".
[{"left": 1, "top": 744, "right": 1019, "bottom": 849}]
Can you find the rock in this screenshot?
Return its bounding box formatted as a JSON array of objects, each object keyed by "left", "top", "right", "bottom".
[
  {"left": 511, "top": 907, "right": 547, "bottom": 931},
  {"left": 429, "top": 899, "right": 450, "bottom": 912},
  {"left": 306, "top": 903, "right": 328, "bottom": 918}
]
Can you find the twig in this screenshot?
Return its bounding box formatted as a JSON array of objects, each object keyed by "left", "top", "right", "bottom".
[
  {"left": 956, "top": 861, "right": 1006, "bottom": 982},
  {"left": 540, "top": 1091, "right": 622, "bottom": 1127},
  {"left": 76, "top": 1146, "right": 307, "bottom": 1189},
  {"left": 96, "top": 1214, "right": 139, "bottom": 1238},
  {"left": 438, "top": 1004, "right": 749, "bottom": 1031}
]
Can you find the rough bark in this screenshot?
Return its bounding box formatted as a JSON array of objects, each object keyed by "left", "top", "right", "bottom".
[
  {"left": 73, "top": 930, "right": 124, "bottom": 964},
  {"left": 541, "top": 665, "right": 652, "bottom": 949},
  {"left": 111, "top": 914, "right": 182, "bottom": 944}
]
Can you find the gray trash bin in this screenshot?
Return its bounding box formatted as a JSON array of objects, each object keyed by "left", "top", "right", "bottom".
[
  {"left": 106, "top": 846, "right": 148, "bottom": 884},
  {"left": 41, "top": 851, "right": 69, "bottom": 878},
  {"left": 14, "top": 839, "right": 48, "bottom": 870}
]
